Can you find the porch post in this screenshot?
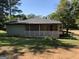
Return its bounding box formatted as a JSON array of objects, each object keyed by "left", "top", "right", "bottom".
[
  {"left": 58, "top": 25, "right": 60, "bottom": 37},
  {"left": 62, "top": 24, "right": 63, "bottom": 31},
  {"left": 29, "top": 24, "right": 30, "bottom": 37},
  {"left": 58, "top": 25, "right": 59, "bottom": 31},
  {"left": 39, "top": 24, "right": 40, "bottom": 36}
]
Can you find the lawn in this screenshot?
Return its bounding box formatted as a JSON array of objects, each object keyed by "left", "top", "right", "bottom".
[{"left": 0, "top": 30, "right": 79, "bottom": 59}]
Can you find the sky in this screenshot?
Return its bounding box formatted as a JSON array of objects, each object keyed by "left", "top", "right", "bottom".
[{"left": 19, "top": 0, "right": 60, "bottom": 16}]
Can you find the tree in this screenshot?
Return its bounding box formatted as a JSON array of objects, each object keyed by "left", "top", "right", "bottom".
[
  {"left": 16, "top": 14, "right": 27, "bottom": 20},
  {"left": 27, "top": 14, "right": 36, "bottom": 19},
  {"left": 49, "top": 0, "right": 79, "bottom": 35},
  {"left": 48, "top": 12, "right": 59, "bottom": 20},
  {"left": 58, "top": 0, "right": 79, "bottom": 33},
  {"left": 58, "top": 0, "right": 74, "bottom": 34},
  {"left": 0, "top": 0, "right": 22, "bottom": 28},
  {"left": 7, "top": 0, "right": 22, "bottom": 19},
  {"left": 0, "top": 0, "right": 8, "bottom": 28}
]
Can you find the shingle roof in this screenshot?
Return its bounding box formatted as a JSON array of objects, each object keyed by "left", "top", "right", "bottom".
[{"left": 6, "top": 18, "right": 62, "bottom": 24}]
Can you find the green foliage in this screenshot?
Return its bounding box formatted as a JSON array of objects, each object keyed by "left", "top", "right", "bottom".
[
  {"left": 15, "top": 14, "right": 27, "bottom": 20},
  {"left": 48, "top": 13, "right": 59, "bottom": 20},
  {"left": 76, "top": 19, "right": 79, "bottom": 24},
  {"left": 27, "top": 14, "right": 43, "bottom": 19},
  {"left": 44, "top": 36, "right": 61, "bottom": 47},
  {"left": 27, "top": 14, "right": 36, "bottom": 19},
  {"left": 0, "top": 0, "right": 22, "bottom": 28},
  {"left": 49, "top": 0, "right": 79, "bottom": 34}
]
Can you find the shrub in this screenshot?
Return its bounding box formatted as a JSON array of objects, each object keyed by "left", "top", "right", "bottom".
[{"left": 44, "top": 36, "right": 61, "bottom": 48}]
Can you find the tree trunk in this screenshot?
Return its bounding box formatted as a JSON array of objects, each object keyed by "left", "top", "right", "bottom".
[{"left": 66, "top": 27, "right": 69, "bottom": 35}]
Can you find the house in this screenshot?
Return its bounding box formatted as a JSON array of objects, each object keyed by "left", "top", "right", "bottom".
[{"left": 6, "top": 17, "right": 63, "bottom": 38}]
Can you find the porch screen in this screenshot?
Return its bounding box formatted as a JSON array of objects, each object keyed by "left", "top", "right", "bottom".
[
  {"left": 40, "top": 24, "right": 50, "bottom": 31},
  {"left": 30, "top": 24, "right": 39, "bottom": 31},
  {"left": 25, "top": 24, "right": 29, "bottom": 31},
  {"left": 52, "top": 25, "right": 58, "bottom": 31}
]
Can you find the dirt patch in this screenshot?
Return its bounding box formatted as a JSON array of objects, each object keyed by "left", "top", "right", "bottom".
[
  {"left": 18, "top": 48, "right": 79, "bottom": 59},
  {"left": 69, "top": 30, "right": 79, "bottom": 35},
  {"left": 69, "top": 30, "right": 79, "bottom": 39},
  {"left": 0, "top": 46, "right": 79, "bottom": 59}
]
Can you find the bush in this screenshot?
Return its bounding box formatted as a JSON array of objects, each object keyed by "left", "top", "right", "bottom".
[{"left": 44, "top": 36, "right": 61, "bottom": 48}]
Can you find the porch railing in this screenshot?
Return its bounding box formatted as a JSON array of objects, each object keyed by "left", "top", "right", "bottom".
[{"left": 24, "top": 31, "right": 62, "bottom": 37}]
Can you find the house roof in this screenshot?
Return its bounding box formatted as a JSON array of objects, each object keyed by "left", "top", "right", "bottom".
[{"left": 6, "top": 18, "right": 62, "bottom": 25}]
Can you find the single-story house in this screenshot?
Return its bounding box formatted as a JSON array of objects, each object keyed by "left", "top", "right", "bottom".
[{"left": 6, "top": 18, "right": 63, "bottom": 38}]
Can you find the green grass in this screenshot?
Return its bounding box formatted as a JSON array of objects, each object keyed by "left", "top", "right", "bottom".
[
  {"left": 0, "top": 35, "right": 78, "bottom": 47},
  {"left": 76, "top": 19, "right": 79, "bottom": 24},
  {"left": 0, "top": 30, "right": 6, "bottom": 34},
  {"left": 59, "top": 39, "right": 79, "bottom": 46},
  {"left": 0, "top": 30, "right": 7, "bottom": 36}
]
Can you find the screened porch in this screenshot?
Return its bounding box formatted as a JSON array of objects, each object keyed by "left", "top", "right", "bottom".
[{"left": 24, "top": 24, "right": 62, "bottom": 37}]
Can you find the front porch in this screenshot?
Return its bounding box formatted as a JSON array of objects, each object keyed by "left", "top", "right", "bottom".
[{"left": 24, "top": 24, "right": 62, "bottom": 37}]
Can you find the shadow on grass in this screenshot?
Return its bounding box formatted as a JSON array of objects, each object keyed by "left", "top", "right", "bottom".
[
  {"left": 0, "top": 36, "right": 78, "bottom": 55},
  {"left": 60, "top": 32, "right": 78, "bottom": 40}
]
